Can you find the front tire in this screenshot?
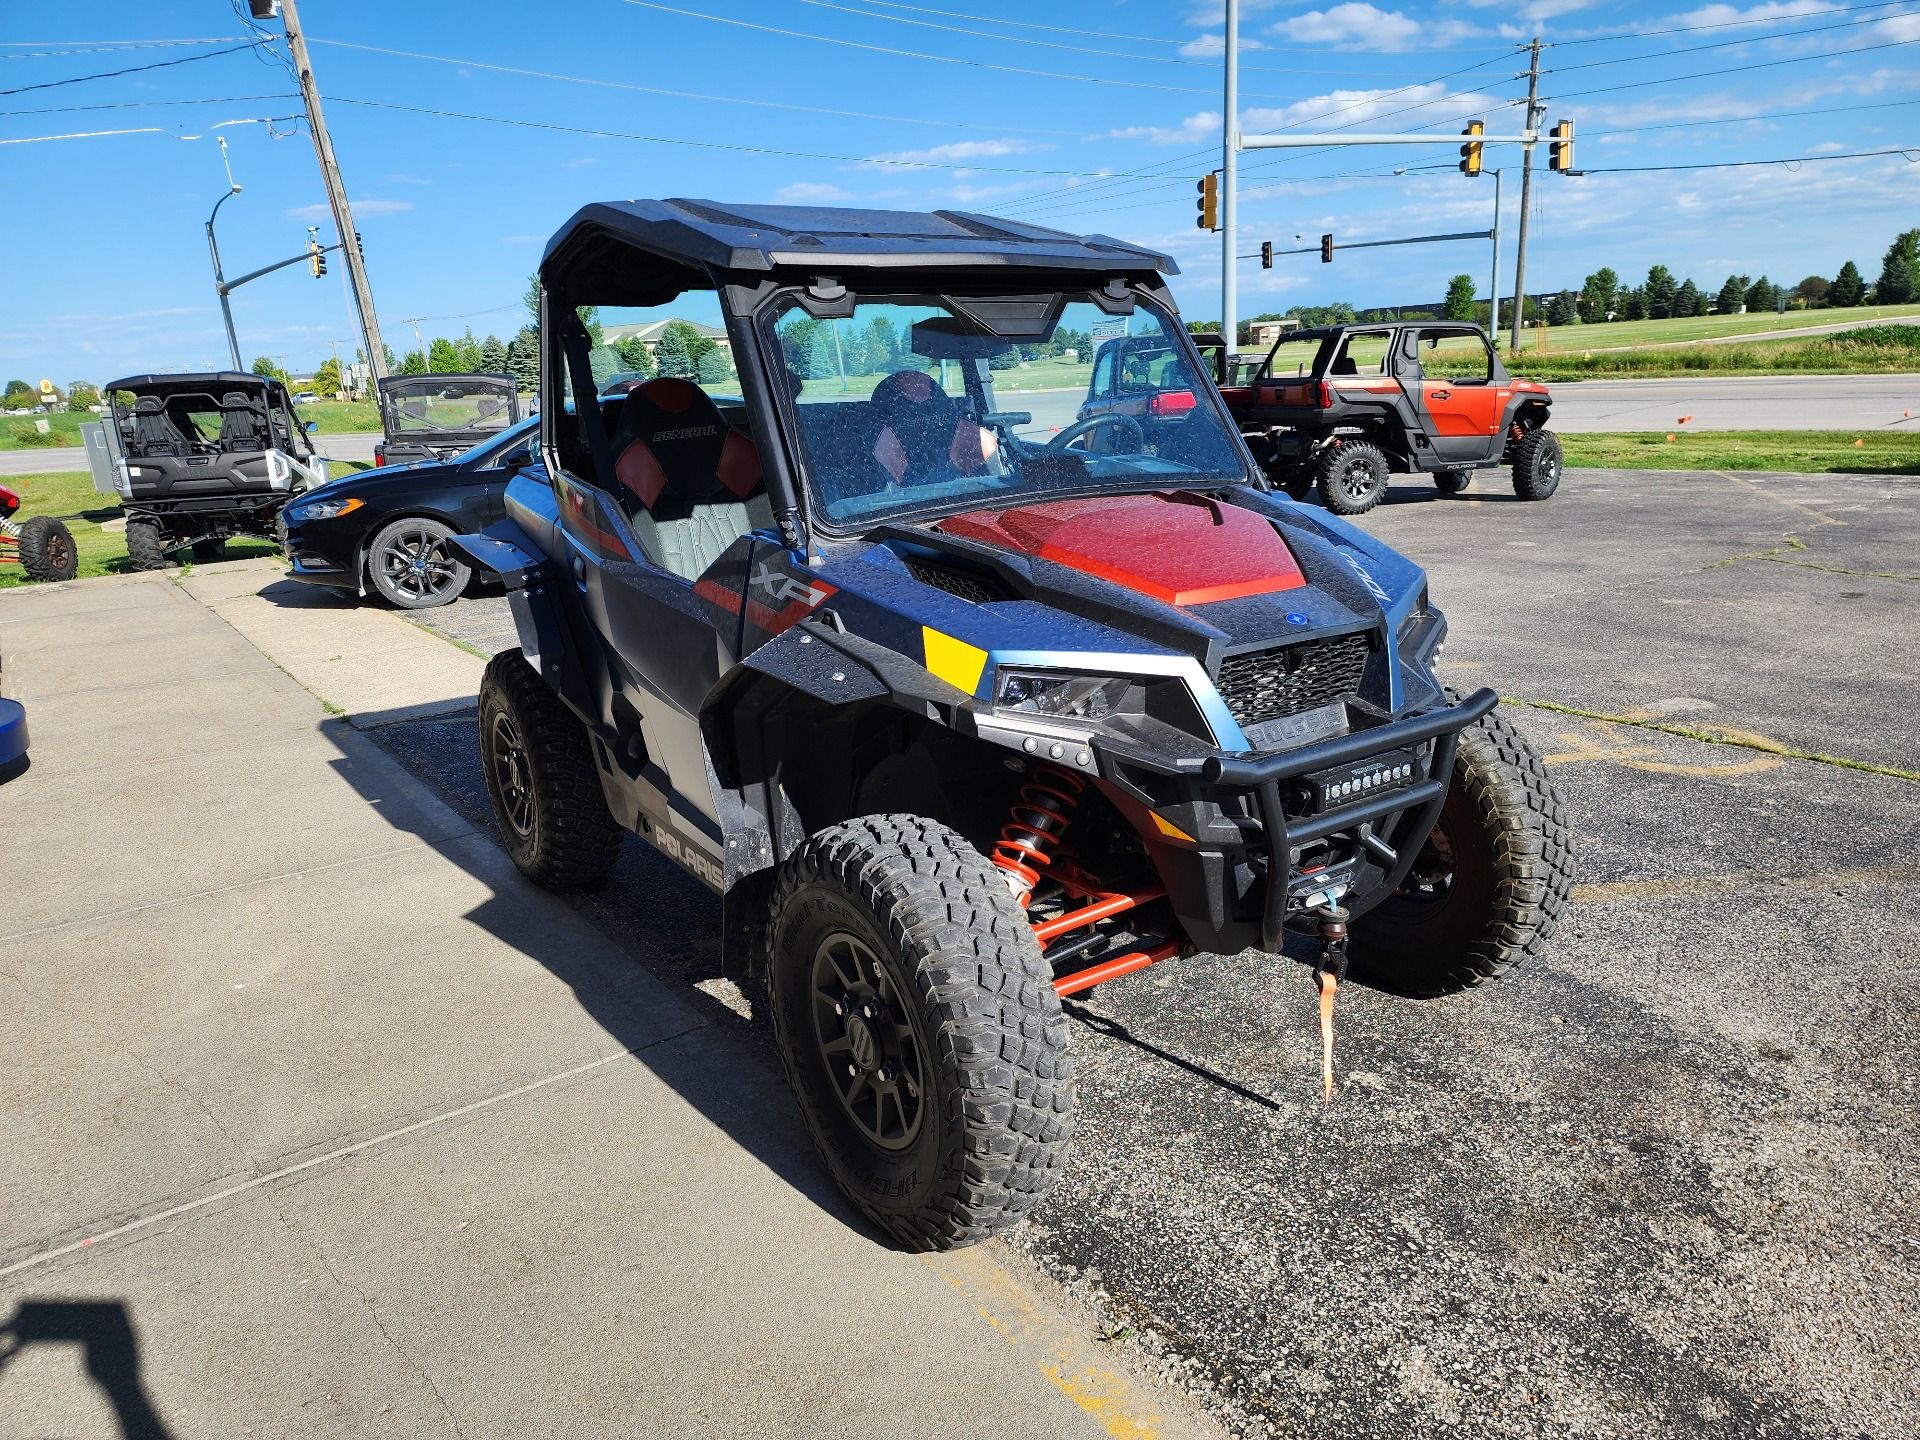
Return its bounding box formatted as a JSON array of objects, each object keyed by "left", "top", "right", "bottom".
[
  {"left": 477, "top": 649, "right": 623, "bottom": 888},
  {"left": 767, "top": 816, "right": 1074, "bottom": 1251},
  {"left": 18, "top": 517, "right": 78, "bottom": 581},
  {"left": 1510, "top": 427, "right": 1562, "bottom": 500},
  {"left": 1349, "top": 699, "right": 1574, "bottom": 997},
  {"left": 124, "top": 517, "right": 168, "bottom": 572},
  {"left": 368, "top": 516, "right": 470, "bottom": 609},
  {"left": 1316, "top": 440, "right": 1390, "bottom": 516}
]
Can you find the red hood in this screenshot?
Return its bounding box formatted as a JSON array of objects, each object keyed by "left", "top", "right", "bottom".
[{"left": 935, "top": 491, "right": 1305, "bottom": 606}]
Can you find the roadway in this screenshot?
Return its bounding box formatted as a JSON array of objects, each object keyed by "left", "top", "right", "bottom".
[{"left": 4, "top": 373, "right": 1913, "bottom": 481}]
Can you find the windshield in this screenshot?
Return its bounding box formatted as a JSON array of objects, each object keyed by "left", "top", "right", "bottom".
[
  {"left": 766, "top": 292, "right": 1247, "bottom": 529},
  {"left": 383, "top": 380, "right": 516, "bottom": 436}
]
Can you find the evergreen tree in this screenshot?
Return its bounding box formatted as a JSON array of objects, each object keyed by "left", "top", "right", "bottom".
[
  {"left": 399, "top": 350, "right": 427, "bottom": 376},
  {"left": 587, "top": 346, "right": 622, "bottom": 387},
  {"left": 656, "top": 324, "right": 695, "bottom": 380},
  {"left": 697, "top": 347, "right": 734, "bottom": 387},
  {"left": 1442, "top": 273, "right": 1477, "bottom": 321},
  {"left": 455, "top": 327, "right": 483, "bottom": 372},
  {"left": 1745, "top": 275, "right": 1779, "bottom": 312},
  {"left": 1874, "top": 229, "right": 1919, "bottom": 304},
  {"left": 1545, "top": 291, "right": 1578, "bottom": 327},
  {"left": 506, "top": 326, "right": 540, "bottom": 391},
  {"left": 1716, "top": 275, "right": 1749, "bottom": 312},
  {"left": 1674, "top": 279, "right": 1702, "bottom": 319},
  {"left": 1621, "top": 287, "right": 1648, "bottom": 321},
  {"left": 1829, "top": 260, "right": 1865, "bottom": 308},
  {"left": 615, "top": 336, "right": 657, "bottom": 378},
  {"left": 1644, "top": 265, "right": 1677, "bottom": 320},
  {"left": 1578, "top": 267, "right": 1618, "bottom": 323},
  {"left": 479, "top": 334, "right": 509, "bottom": 373},
  {"left": 427, "top": 337, "right": 460, "bottom": 374},
  {"left": 864, "top": 316, "right": 900, "bottom": 370}
]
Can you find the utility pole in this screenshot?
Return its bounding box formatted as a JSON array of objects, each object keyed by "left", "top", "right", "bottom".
[
  {"left": 1509, "top": 38, "right": 1544, "bottom": 353},
  {"left": 278, "top": 0, "right": 388, "bottom": 381},
  {"left": 1221, "top": 0, "right": 1240, "bottom": 357},
  {"left": 1489, "top": 168, "right": 1503, "bottom": 339}
]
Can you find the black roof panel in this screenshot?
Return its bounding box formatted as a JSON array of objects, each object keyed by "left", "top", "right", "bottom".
[{"left": 104, "top": 371, "right": 287, "bottom": 394}]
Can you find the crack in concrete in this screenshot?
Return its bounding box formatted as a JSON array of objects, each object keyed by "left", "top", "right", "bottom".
[
  {"left": 1710, "top": 533, "right": 1917, "bottom": 582},
  {"left": 1503, "top": 696, "right": 1920, "bottom": 783}
]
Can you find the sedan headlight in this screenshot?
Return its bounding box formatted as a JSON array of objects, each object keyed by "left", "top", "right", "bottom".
[
  {"left": 996, "top": 670, "right": 1131, "bottom": 722},
  {"left": 286, "top": 495, "right": 363, "bottom": 522}
]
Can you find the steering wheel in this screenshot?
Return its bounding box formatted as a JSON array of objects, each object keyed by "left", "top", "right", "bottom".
[{"left": 1047, "top": 411, "right": 1145, "bottom": 454}]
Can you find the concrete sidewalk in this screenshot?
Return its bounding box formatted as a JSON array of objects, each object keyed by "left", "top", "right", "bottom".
[{"left": 0, "top": 570, "right": 1209, "bottom": 1439}]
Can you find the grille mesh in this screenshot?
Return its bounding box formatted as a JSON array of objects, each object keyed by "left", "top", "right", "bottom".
[
  {"left": 904, "top": 555, "right": 1007, "bottom": 604},
  {"left": 1215, "top": 633, "right": 1371, "bottom": 727}
]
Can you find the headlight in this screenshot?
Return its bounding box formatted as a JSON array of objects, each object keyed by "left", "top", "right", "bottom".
[
  {"left": 287, "top": 495, "right": 363, "bottom": 521},
  {"left": 995, "top": 670, "right": 1131, "bottom": 722}
]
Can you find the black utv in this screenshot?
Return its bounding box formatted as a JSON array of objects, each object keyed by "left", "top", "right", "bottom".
[
  {"left": 374, "top": 373, "right": 521, "bottom": 468},
  {"left": 102, "top": 373, "right": 330, "bottom": 568},
  {"left": 453, "top": 200, "right": 1573, "bottom": 1251}
]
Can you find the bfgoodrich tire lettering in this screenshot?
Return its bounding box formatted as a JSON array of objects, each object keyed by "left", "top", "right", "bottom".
[
  {"left": 767, "top": 815, "right": 1074, "bottom": 1250},
  {"left": 1350, "top": 697, "right": 1574, "bottom": 996},
  {"left": 477, "top": 649, "right": 623, "bottom": 888}
]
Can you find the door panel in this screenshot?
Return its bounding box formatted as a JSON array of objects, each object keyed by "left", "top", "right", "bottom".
[{"left": 1407, "top": 331, "right": 1506, "bottom": 462}]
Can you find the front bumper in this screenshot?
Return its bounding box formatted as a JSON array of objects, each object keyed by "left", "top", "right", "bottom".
[
  {"left": 1092, "top": 687, "right": 1497, "bottom": 953},
  {"left": 278, "top": 513, "right": 359, "bottom": 591}
]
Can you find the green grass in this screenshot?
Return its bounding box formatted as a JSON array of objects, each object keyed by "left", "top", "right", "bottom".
[
  {"left": 300, "top": 398, "right": 379, "bottom": 433},
  {"left": 1560, "top": 430, "right": 1920, "bottom": 474},
  {"left": 1510, "top": 323, "right": 1920, "bottom": 381},
  {"left": 0, "top": 410, "right": 94, "bottom": 451},
  {"left": 1512, "top": 302, "right": 1920, "bottom": 352},
  {"left": 0, "top": 464, "right": 366, "bottom": 588}
]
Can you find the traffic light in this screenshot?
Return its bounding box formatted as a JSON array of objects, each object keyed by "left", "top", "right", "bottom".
[
  {"left": 307, "top": 237, "right": 327, "bottom": 280},
  {"left": 1459, "top": 120, "right": 1484, "bottom": 178},
  {"left": 353, "top": 230, "right": 365, "bottom": 258},
  {"left": 1260, "top": 240, "right": 1273, "bottom": 270},
  {"left": 1548, "top": 118, "right": 1575, "bottom": 174},
  {"left": 1320, "top": 233, "right": 1334, "bottom": 264},
  {"left": 1196, "top": 171, "right": 1219, "bottom": 231}
]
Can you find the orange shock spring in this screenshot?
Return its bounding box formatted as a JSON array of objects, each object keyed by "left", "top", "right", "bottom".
[{"left": 990, "top": 764, "right": 1086, "bottom": 904}]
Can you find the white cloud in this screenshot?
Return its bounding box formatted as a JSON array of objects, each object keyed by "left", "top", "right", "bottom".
[
  {"left": 285, "top": 199, "right": 412, "bottom": 221},
  {"left": 864, "top": 138, "right": 1042, "bottom": 166},
  {"left": 1281, "top": 4, "right": 1422, "bottom": 50},
  {"left": 1806, "top": 140, "right": 1847, "bottom": 153},
  {"left": 1107, "top": 111, "right": 1221, "bottom": 146},
  {"left": 1242, "top": 83, "right": 1496, "bottom": 131},
  {"left": 774, "top": 181, "right": 853, "bottom": 203}
]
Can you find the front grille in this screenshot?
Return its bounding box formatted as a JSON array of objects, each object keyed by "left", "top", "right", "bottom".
[
  {"left": 903, "top": 555, "right": 1008, "bottom": 605},
  {"left": 1215, "top": 633, "right": 1371, "bottom": 728}
]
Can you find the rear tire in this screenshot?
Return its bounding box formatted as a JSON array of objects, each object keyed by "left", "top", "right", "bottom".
[
  {"left": 1510, "top": 428, "right": 1563, "bottom": 501},
  {"left": 18, "top": 517, "right": 78, "bottom": 582},
  {"left": 124, "top": 518, "right": 168, "bottom": 572},
  {"left": 1316, "top": 440, "right": 1389, "bottom": 516},
  {"left": 1349, "top": 698, "right": 1573, "bottom": 997},
  {"left": 767, "top": 815, "right": 1074, "bottom": 1251},
  {"left": 477, "top": 649, "right": 623, "bottom": 888},
  {"left": 1433, "top": 469, "right": 1472, "bottom": 495}
]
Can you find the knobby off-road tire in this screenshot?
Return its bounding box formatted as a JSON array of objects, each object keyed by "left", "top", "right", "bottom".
[
  {"left": 477, "top": 649, "right": 623, "bottom": 888},
  {"left": 1316, "top": 440, "right": 1390, "bottom": 516},
  {"left": 17, "top": 517, "right": 78, "bottom": 582},
  {"left": 1433, "top": 469, "right": 1473, "bottom": 495},
  {"left": 767, "top": 815, "right": 1075, "bottom": 1251},
  {"left": 124, "top": 518, "right": 168, "bottom": 572},
  {"left": 1350, "top": 698, "right": 1574, "bottom": 997},
  {"left": 1510, "top": 427, "right": 1563, "bottom": 501}
]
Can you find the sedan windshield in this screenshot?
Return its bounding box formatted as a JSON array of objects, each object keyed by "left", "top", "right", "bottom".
[{"left": 766, "top": 292, "right": 1248, "bottom": 528}]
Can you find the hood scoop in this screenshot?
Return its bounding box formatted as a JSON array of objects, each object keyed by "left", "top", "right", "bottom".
[
  {"left": 900, "top": 552, "right": 1013, "bottom": 604},
  {"left": 935, "top": 492, "right": 1306, "bottom": 607}
]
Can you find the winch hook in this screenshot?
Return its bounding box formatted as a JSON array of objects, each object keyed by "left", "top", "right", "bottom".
[{"left": 1310, "top": 904, "right": 1351, "bottom": 1102}]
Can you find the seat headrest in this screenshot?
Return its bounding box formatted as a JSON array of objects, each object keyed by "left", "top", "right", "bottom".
[
  {"left": 221, "top": 393, "right": 254, "bottom": 409},
  {"left": 133, "top": 397, "right": 165, "bottom": 415},
  {"left": 869, "top": 369, "right": 958, "bottom": 424},
  {"left": 613, "top": 378, "right": 759, "bottom": 511}
]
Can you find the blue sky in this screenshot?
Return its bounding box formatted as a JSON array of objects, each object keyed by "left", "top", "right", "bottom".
[{"left": 4, "top": 0, "right": 1917, "bottom": 382}]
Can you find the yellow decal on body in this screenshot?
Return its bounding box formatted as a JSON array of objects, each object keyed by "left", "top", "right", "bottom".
[
  {"left": 1149, "top": 812, "right": 1195, "bottom": 843},
  {"left": 921, "top": 626, "right": 989, "bottom": 696}
]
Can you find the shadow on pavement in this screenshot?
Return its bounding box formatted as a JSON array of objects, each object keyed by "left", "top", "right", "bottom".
[
  {"left": 0, "top": 1299, "right": 175, "bottom": 1440},
  {"left": 316, "top": 705, "right": 875, "bottom": 1246}
]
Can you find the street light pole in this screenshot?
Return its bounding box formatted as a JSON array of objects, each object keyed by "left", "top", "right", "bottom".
[
  {"left": 1221, "top": 0, "right": 1240, "bottom": 356},
  {"left": 1489, "top": 168, "right": 1503, "bottom": 342},
  {"left": 205, "top": 183, "right": 246, "bottom": 372}
]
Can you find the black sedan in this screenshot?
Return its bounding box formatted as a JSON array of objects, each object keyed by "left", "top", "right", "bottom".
[{"left": 281, "top": 416, "right": 537, "bottom": 609}]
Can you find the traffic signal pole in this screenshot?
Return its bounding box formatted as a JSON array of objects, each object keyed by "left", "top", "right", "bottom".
[
  {"left": 278, "top": 0, "right": 388, "bottom": 382},
  {"left": 1510, "top": 38, "right": 1544, "bottom": 352}
]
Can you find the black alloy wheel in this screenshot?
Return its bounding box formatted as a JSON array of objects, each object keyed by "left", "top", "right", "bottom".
[
  {"left": 809, "top": 931, "right": 927, "bottom": 1151},
  {"left": 488, "top": 709, "right": 536, "bottom": 843},
  {"left": 1316, "top": 440, "right": 1390, "bottom": 516},
  {"left": 369, "top": 517, "right": 469, "bottom": 608}
]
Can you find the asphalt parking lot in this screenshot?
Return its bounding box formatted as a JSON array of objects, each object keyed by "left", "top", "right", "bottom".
[{"left": 376, "top": 464, "right": 1919, "bottom": 1439}]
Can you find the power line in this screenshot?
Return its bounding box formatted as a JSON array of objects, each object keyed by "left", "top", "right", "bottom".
[
  {"left": 1577, "top": 145, "right": 1920, "bottom": 174},
  {"left": 0, "top": 92, "right": 299, "bottom": 118},
  {"left": 0, "top": 114, "right": 297, "bottom": 145},
  {"left": 1550, "top": 8, "right": 1920, "bottom": 74},
  {"left": 325, "top": 95, "right": 1132, "bottom": 177},
  {"left": 0, "top": 36, "right": 249, "bottom": 48},
  {"left": 842, "top": 0, "right": 1194, "bottom": 45},
  {"left": 1554, "top": 0, "right": 1912, "bottom": 46},
  {"left": 616, "top": 0, "right": 1356, "bottom": 99},
  {"left": 1556, "top": 36, "right": 1920, "bottom": 99},
  {"left": 0, "top": 41, "right": 262, "bottom": 98},
  {"left": 310, "top": 37, "right": 1081, "bottom": 136},
  {"left": 1589, "top": 96, "right": 1920, "bottom": 138}
]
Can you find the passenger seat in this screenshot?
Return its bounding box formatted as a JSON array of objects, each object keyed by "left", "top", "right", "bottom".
[{"left": 609, "top": 378, "right": 769, "bottom": 580}]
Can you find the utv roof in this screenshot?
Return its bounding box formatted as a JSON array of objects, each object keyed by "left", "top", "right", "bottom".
[
  {"left": 541, "top": 198, "right": 1177, "bottom": 307},
  {"left": 105, "top": 371, "right": 288, "bottom": 394},
  {"left": 377, "top": 372, "right": 515, "bottom": 394}
]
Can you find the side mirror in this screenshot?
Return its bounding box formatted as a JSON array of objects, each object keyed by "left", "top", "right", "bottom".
[
  {"left": 304, "top": 420, "right": 318, "bottom": 434},
  {"left": 500, "top": 443, "right": 534, "bottom": 473}
]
